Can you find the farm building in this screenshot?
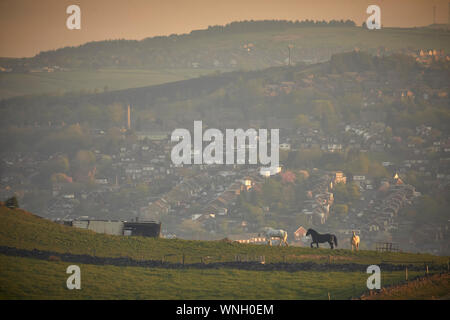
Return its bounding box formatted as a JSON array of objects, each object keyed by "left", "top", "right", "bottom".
[
  {"left": 123, "top": 221, "right": 161, "bottom": 237},
  {"left": 71, "top": 219, "right": 161, "bottom": 237}
]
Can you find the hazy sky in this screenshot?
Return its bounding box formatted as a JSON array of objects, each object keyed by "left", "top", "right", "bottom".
[{"left": 0, "top": 0, "right": 448, "bottom": 57}]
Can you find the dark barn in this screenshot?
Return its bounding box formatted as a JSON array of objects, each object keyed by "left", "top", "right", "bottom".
[{"left": 124, "top": 221, "right": 161, "bottom": 238}]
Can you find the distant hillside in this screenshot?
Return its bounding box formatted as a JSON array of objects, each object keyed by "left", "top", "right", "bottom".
[
  {"left": 1, "top": 20, "right": 450, "bottom": 72},
  {"left": 1, "top": 51, "right": 448, "bottom": 134},
  {"left": 1, "top": 20, "right": 449, "bottom": 100}
]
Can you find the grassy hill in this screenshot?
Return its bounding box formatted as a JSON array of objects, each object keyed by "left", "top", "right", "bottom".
[
  {"left": 0, "top": 206, "right": 448, "bottom": 299},
  {"left": 0, "top": 68, "right": 217, "bottom": 100},
  {"left": 3, "top": 50, "right": 448, "bottom": 133},
  {"left": 0, "top": 254, "right": 426, "bottom": 300},
  {"left": 0, "top": 206, "right": 447, "bottom": 266},
  {"left": 362, "top": 273, "right": 450, "bottom": 300},
  {"left": 4, "top": 24, "right": 450, "bottom": 71},
  {"left": 1, "top": 22, "right": 449, "bottom": 100}
]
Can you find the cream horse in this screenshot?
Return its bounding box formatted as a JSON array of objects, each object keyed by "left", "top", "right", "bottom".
[
  {"left": 262, "top": 227, "right": 288, "bottom": 247},
  {"left": 351, "top": 231, "right": 360, "bottom": 252}
]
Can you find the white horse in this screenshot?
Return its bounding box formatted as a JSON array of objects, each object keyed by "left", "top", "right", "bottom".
[
  {"left": 351, "top": 231, "right": 360, "bottom": 252},
  {"left": 262, "top": 227, "right": 288, "bottom": 247}
]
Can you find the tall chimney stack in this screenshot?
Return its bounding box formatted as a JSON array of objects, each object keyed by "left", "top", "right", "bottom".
[{"left": 127, "top": 104, "right": 131, "bottom": 130}]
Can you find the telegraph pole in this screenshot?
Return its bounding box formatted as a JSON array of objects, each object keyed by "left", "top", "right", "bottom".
[{"left": 288, "top": 44, "right": 293, "bottom": 66}]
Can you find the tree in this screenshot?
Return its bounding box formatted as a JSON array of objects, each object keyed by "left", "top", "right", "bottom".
[
  {"left": 295, "top": 114, "right": 318, "bottom": 130},
  {"left": 73, "top": 150, "right": 96, "bottom": 168},
  {"left": 333, "top": 182, "right": 348, "bottom": 203},
  {"left": 5, "top": 196, "right": 19, "bottom": 209},
  {"left": 384, "top": 126, "right": 393, "bottom": 139},
  {"left": 368, "top": 162, "right": 389, "bottom": 179},
  {"left": 334, "top": 204, "right": 348, "bottom": 217},
  {"left": 261, "top": 179, "right": 282, "bottom": 206},
  {"left": 347, "top": 183, "right": 361, "bottom": 201},
  {"left": 334, "top": 182, "right": 360, "bottom": 204},
  {"left": 346, "top": 153, "right": 369, "bottom": 175},
  {"left": 107, "top": 103, "right": 125, "bottom": 126},
  {"left": 280, "top": 170, "right": 296, "bottom": 184},
  {"left": 293, "top": 148, "right": 323, "bottom": 168},
  {"left": 311, "top": 100, "right": 338, "bottom": 134},
  {"left": 49, "top": 155, "right": 70, "bottom": 173},
  {"left": 337, "top": 93, "right": 363, "bottom": 122}
]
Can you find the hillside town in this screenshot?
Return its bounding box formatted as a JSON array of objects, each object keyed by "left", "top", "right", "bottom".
[
  {"left": 1, "top": 48, "right": 449, "bottom": 256},
  {"left": 1, "top": 114, "right": 449, "bottom": 254}
]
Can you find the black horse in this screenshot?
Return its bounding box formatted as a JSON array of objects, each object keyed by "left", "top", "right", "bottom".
[{"left": 306, "top": 229, "right": 338, "bottom": 249}]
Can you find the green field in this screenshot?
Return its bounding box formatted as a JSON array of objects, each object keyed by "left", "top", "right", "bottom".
[
  {"left": 0, "top": 206, "right": 446, "bottom": 266},
  {"left": 0, "top": 68, "right": 216, "bottom": 100},
  {"left": 0, "top": 254, "right": 426, "bottom": 300},
  {"left": 364, "top": 273, "right": 450, "bottom": 300},
  {"left": 0, "top": 206, "right": 448, "bottom": 299}
]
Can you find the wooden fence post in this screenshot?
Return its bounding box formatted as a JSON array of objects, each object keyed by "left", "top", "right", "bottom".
[
  {"left": 405, "top": 267, "right": 408, "bottom": 281},
  {"left": 328, "top": 292, "right": 331, "bottom": 300}
]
